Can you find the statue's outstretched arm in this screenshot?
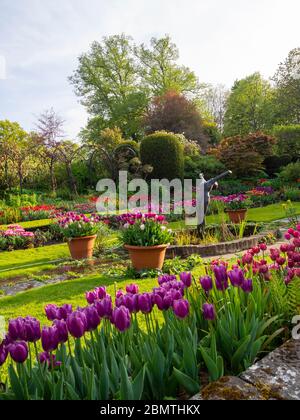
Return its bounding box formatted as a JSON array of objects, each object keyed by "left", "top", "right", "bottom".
[{"left": 205, "top": 170, "right": 232, "bottom": 189}]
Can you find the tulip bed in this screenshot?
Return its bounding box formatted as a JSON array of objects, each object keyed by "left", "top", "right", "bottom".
[{"left": 0, "top": 225, "right": 300, "bottom": 400}]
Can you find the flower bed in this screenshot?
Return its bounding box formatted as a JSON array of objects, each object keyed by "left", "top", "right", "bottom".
[
  {"left": 0, "top": 226, "right": 299, "bottom": 400},
  {"left": 0, "top": 225, "right": 35, "bottom": 251}
]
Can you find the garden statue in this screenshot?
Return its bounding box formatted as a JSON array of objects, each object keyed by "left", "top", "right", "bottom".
[{"left": 197, "top": 170, "right": 232, "bottom": 234}]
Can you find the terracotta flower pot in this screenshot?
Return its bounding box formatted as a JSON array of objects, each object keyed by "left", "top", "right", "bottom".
[
  {"left": 68, "top": 235, "right": 97, "bottom": 260},
  {"left": 124, "top": 244, "right": 169, "bottom": 270},
  {"left": 226, "top": 209, "right": 247, "bottom": 224}
]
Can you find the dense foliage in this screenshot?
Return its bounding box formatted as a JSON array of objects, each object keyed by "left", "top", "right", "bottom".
[{"left": 140, "top": 131, "right": 184, "bottom": 180}]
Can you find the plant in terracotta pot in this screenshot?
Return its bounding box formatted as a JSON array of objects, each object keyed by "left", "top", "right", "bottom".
[
  {"left": 223, "top": 194, "right": 252, "bottom": 224},
  {"left": 57, "top": 213, "right": 101, "bottom": 260},
  {"left": 120, "top": 213, "right": 173, "bottom": 270}
]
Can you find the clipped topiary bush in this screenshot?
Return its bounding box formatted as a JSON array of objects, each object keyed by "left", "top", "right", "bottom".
[{"left": 140, "top": 131, "right": 184, "bottom": 180}]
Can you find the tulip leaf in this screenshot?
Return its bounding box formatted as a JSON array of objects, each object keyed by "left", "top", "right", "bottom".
[
  {"left": 132, "top": 365, "right": 145, "bottom": 400},
  {"left": 231, "top": 335, "right": 251, "bottom": 372},
  {"left": 120, "top": 360, "right": 134, "bottom": 400},
  {"left": 173, "top": 368, "right": 200, "bottom": 396},
  {"left": 8, "top": 365, "right": 25, "bottom": 400}
]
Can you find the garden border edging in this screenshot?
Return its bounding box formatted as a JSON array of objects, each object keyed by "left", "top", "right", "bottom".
[{"left": 166, "top": 234, "right": 265, "bottom": 259}]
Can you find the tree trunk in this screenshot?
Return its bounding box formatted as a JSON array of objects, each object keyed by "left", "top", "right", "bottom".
[
  {"left": 66, "top": 162, "right": 78, "bottom": 196},
  {"left": 49, "top": 159, "right": 57, "bottom": 194}
]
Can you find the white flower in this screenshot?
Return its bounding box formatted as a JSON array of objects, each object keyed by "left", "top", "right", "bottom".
[
  {"left": 140, "top": 224, "right": 146, "bottom": 231},
  {"left": 124, "top": 223, "right": 130, "bottom": 229},
  {"left": 168, "top": 229, "right": 172, "bottom": 234},
  {"left": 161, "top": 226, "right": 167, "bottom": 231}
]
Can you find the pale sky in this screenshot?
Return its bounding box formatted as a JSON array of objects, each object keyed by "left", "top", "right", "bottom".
[{"left": 0, "top": 0, "right": 299, "bottom": 139}]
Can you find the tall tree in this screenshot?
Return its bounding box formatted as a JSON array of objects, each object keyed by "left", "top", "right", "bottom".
[
  {"left": 70, "top": 34, "right": 148, "bottom": 139},
  {"left": 272, "top": 48, "right": 300, "bottom": 124},
  {"left": 34, "top": 108, "right": 65, "bottom": 193},
  {"left": 199, "top": 84, "right": 230, "bottom": 132},
  {"left": 57, "top": 141, "right": 81, "bottom": 196},
  {"left": 144, "top": 90, "right": 208, "bottom": 151},
  {"left": 0, "top": 120, "right": 31, "bottom": 191},
  {"left": 135, "top": 36, "right": 200, "bottom": 96},
  {"left": 70, "top": 34, "right": 201, "bottom": 139},
  {"left": 223, "top": 73, "right": 275, "bottom": 137}
]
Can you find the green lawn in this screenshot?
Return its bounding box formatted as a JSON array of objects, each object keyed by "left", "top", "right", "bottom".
[
  {"left": 0, "top": 243, "right": 69, "bottom": 280},
  {"left": 0, "top": 218, "right": 52, "bottom": 230},
  {"left": 170, "top": 202, "right": 300, "bottom": 230}
]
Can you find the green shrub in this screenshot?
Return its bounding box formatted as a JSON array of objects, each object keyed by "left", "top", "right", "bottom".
[
  {"left": 283, "top": 187, "right": 300, "bottom": 202},
  {"left": 140, "top": 131, "right": 184, "bottom": 180},
  {"left": 214, "top": 180, "right": 249, "bottom": 196},
  {"left": 184, "top": 155, "right": 225, "bottom": 181},
  {"left": 264, "top": 155, "right": 292, "bottom": 176},
  {"left": 279, "top": 161, "right": 300, "bottom": 183},
  {"left": 273, "top": 125, "right": 300, "bottom": 157}
]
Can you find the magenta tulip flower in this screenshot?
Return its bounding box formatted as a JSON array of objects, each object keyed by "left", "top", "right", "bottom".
[
  {"left": 8, "top": 318, "right": 26, "bottom": 341},
  {"left": 138, "top": 293, "right": 153, "bottom": 314},
  {"left": 228, "top": 268, "right": 245, "bottom": 287},
  {"left": 200, "top": 276, "right": 213, "bottom": 293},
  {"left": 0, "top": 343, "right": 8, "bottom": 366},
  {"left": 126, "top": 284, "right": 139, "bottom": 295},
  {"left": 23, "top": 317, "right": 41, "bottom": 343},
  {"left": 53, "top": 320, "right": 69, "bottom": 343},
  {"left": 173, "top": 299, "right": 190, "bottom": 319},
  {"left": 66, "top": 311, "right": 87, "bottom": 339},
  {"left": 241, "top": 279, "right": 253, "bottom": 293},
  {"left": 180, "top": 272, "right": 192, "bottom": 288},
  {"left": 9, "top": 341, "right": 28, "bottom": 363},
  {"left": 112, "top": 306, "right": 131, "bottom": 332},
  {"left": 202, "top": 303, "right": 216, "bottom": 321},
  {"left": 41, "top": 326, "right": 60, "bottom": 352},
  {"left": 83, "top": 306, "right": 101, "bottom": 332}
]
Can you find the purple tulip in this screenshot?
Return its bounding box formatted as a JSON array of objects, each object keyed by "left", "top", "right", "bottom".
[
  {"left": 202, "top": 303, "right": 216, "bottom": 321},
  {"left": 180, "top": 272, "right": 192, "bottom": 288},
  {"left": 53, "top": 320, "right": 69, "bottom": 343},
  {"left": 95, "top": 287, "right": 107, "bottom": 299},
  {"left": 173, "top": 299, "right": 190, "bottom": 319},
  {"left": 200, "top": 276, "right": 213, "bottom": 293},
  {"left": 57, "top": 304, "right": 73, "bottom": 321},
  {"left": 138, "top": 293, "right": 153, "bottom": 314},
  {"left": 112, "top": 306, "right": 131, "bottom": 332},
  {"left": 0, "top": 343, "right": 8, "bottom": 366},
  {"left": 45, "top": 304, "right": 58, "bottom": 321},
  {"left": 241, "top": 279, "right": 253, "bottom": 293},
  {"left": 86, "top": 291, "right": 97, "bottom": 305},
  {"left": 8, "top": 318, "right": 26, "bottom": 341},
  {"left": 170, "top": 289, "right": 183, "bottom": 301},
  {"left": 126, "top": 284, "right": 139, "bottom": 295},
  {"left": 23, "top": 317, "right": 41, "bottom": 342},
  {"left": 228, "top": 268, "right": 245, "bottom": 287},
  {"left": 83, "top": 306, "right": 101, "bottom": 332},
  {"left": 9, "top": 341, "right": 28, "bottom": 363},
  {"left": 66, "top": 311, "right": 87, "bottom": 339},
  {"left": 213, "top": 265, "right": 228, "bottom": 291},
  {"left": 122, "top": 294, "right": 138, "bottom": 313},
  {"left": 152, "top": 293, "right": 164, "bottom": 310},
  {"left": 41, "top": 326, "right": 60, "bottom": 352},
  {"left": 158, "top": 274, "right": 177, "bottom": 285},
  {"left": 95, "top": 296, "right": 113, "bottom": 318}
]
